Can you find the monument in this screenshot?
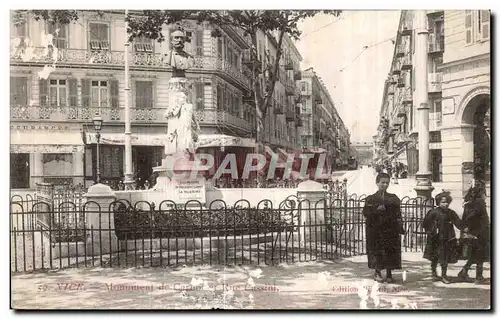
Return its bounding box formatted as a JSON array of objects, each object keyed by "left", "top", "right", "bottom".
[{"left": 152, "top": 29, "right": 206, "bottom": 206}]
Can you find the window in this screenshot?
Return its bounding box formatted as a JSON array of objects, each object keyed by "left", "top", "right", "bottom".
[
  {"left": 195, "top": 30, "right": 204, "bottom": 56},
  {"left": 134, "top": 36, "right": 153, "bottom": 53},
  {"left": 91, "top": 80, "right": 108, "bottom": 107},
  {"left": 49, "top": 79, "right": 67, "bottom": 106},
  {"left": 135, "top": 81, "right": 153, "bottom": 108},
  {"left": 89, "top": 22, "right": 109, "bottom": 50},
  {"left": 183, "top": 31, "right": 193, "bottom": 55},
  {"left": 10, "top": 77, "right": 27, "bottom": 106},
  {"left": 301, "top": 82, "right": 308, "bottom": 92},
  {"left": 217, "top": 37, "right": 223, "bottom": 58},
  {"left": 217, "top": 85, "right": 223, "bottom": 110},
  {"left": 478, "top": 10, "right": 490, "bottom": 41},
  {"left": 11, "top": 21, "right": 27, "bottom": 46},
  {"left": 46, "top": 23, "right": 68, "bottom": 49},
  {"left": 194, "top": 81, "right": 204, "bottom": 110}
]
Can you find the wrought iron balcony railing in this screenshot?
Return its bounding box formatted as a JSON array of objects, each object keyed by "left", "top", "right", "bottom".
[
  {"left": 10, "top": 47, "right": 251, "bottom": 90},
  {"left": 10, "top": 106, "right": 254, "bottom": 132}
]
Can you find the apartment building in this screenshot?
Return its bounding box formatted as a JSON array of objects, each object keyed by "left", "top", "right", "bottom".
[
  {"left": 298, "top": 68, "right": 351, "bottom": 170},
  {"left": 9, "top": 10, "right": 311, "bottom": 190},
  {"left": 375, "top": 10, "right": 490, "bottom": 197}
]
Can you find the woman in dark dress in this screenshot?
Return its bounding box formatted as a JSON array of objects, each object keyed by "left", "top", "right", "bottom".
[
  {"left": 423, "top": 191, "right": 463, "bottom": 284},
  {"left": 362, "top": 173, "right": 405, "bottom": 283},
  {"left": 457, "top": 186, "right": 490, "bottom": 283}
]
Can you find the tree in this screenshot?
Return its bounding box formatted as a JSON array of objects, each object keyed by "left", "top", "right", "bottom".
[{"left": 17, "top": 10, "right": 342, "bottom": 150}]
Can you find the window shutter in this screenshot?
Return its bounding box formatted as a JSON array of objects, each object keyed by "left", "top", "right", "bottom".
[
  {"left": 217, "top": 37, "right": 223, "bottom": 58},
  {"left": 195, "top": 81, "right": 204, "bottom": 110},
  {"left": 465, "top": 10, "right": 473, "bottom": 45},
  {"left": 195, "top": 30, "right": 204, "bottom": 56},
  {"left": 145, "top": 81, "right": 153, "bottom": 108},
  {"left": 480, "top": 10, "right": 490, "bottom": 40},
  {"left": 68, "top": 79, "right": 78, "bottom": 106},
  {"left": 81, "top": 79, "right": 91, "bottom": 107},
  {"left": 110, "top": 80, "right": 119, "bottom": 108},
  {"left": 39, "top": 79, "right": 49, "bottom": 106}
]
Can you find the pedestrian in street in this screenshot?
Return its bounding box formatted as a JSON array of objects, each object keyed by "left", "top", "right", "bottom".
[
  {"left": 457, "top": 186, "right": 490, "bottom": 283},
  {"left": 362, "top": 172, "right": 405, "bottom": 283},
  {"left": 422, "top": 191, "right": 463, "bottom": 284}
]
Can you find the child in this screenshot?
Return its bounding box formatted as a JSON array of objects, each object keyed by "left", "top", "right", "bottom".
[
  {"left": 457, "top": 186, "right": 490, "bottom": 283},
  {"left": 422, "top": 191, "right": 463, "bottom": 284}
]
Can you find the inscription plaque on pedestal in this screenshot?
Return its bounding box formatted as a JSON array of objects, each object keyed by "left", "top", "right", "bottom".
[{"left": 172, "top": 178, "right": 206, "bottom": 204}]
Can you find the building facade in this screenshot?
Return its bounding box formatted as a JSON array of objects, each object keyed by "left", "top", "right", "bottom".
[
  {"left": 9, "top": 10, "right": 296, "bottom": 189},
  {"left": 298, "top": 68, "right": 351, "bottom": 170},
  {"left": 375, "top": 10, "right": 490, "bottom": 198},
  {"left": 350, "top": 143, "right": 373, "bottom": 166}
]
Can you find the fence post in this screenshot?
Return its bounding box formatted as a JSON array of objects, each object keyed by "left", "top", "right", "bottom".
[
  {"left": 297, "top": 180, "right": 327, "bottom": 242},
  {"left": 84, "top": 184, "right": 118, "bottom": 256}
]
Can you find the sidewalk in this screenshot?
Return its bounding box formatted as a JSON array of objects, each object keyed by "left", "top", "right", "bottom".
[{"left": 11, "top": 253, "right": 490, "bottom": 310}]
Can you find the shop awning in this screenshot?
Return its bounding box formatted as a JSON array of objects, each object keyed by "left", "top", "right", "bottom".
[
  {"left": 11, "top": 130, "right": 84, "bottom": 153},
  {"left": 85, "top": 133, "right": 166, "bottom": 146},
  {"left": 303, "top": 147, "right": 327, "bottom": 154},
  {"left": 388, "top": 145, "right": 408, "bottom": 165},
  {"left": 197, "top": 134, "right": 256, "bottom": 148}
]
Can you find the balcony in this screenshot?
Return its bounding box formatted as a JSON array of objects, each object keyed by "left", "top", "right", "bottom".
[
  {"left": 396, "top": 76, "right": 405, "bottom": 88},
  {"left": 295, "top": 117, "right": 303, "bottom": 128},
  {"left": 401, "top": 55, "right": 412, "bottom": 70},
  {"left": 388, "top": 85, "right": 395, "bottom": 96},
  {"left": 401, "top": 22, "right": 412, "bottom": 36},
  {"left": 397, "top": 105, "right": 406, "bottom": 117},
  {"left": 428, "top": 72, "right": 443, "bottom": 93},
  {"left": 285, "top": 80, "right": 295, "bottom": 96},
  {"left": 285, "top": 109, "right": 295, "bottom": 122},
  {"left": 392, "top": 61, "right": 401, "bottom": 75},
  {"left": 294, "top": 70, "right": 302, "bottom": 80},
  {"left": 10, "top": 106, "right": 254, "bottom": 133},
  {"left": 242, "top": 49, "right": 262, "bottom": 72},
  {"left": 402, "top": 88, "right": 413, "bottom": 105},
  {"left": 428, "top": 34, "right": 444, "bottom": 54},
  {"left": 396, "top": 44, "right": 405, "bottom": 57},
  {"left": 274, "top": 102, "right": 284, "bottom": 115},
  {"left": 10, "top": 47, "right": 251, "bottom": 91},
  {"left": 284, "top": 60, "right": 294, "bottom": 70},
  {"left": 243, "top": 92, "right": 256, "bottom": 106},
  {"left": 389, "top": 75, "right": 397, "bottom": 85}
]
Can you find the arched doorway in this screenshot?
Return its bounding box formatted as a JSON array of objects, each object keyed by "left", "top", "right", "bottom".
[{"left": 462, "top": 93, "right": 490, "bottom": 185}]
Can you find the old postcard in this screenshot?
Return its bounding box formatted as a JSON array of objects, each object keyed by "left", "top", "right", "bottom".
[{"left": 9, "top": 8, "right": 491, "bottom": 310}]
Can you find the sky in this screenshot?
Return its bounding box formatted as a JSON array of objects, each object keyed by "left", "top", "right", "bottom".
[{"left": 295, "top": 10, "right": 401, "bottom": 144}]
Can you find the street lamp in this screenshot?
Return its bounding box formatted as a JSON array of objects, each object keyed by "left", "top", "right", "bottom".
[{"left": 92, "top": 116, "right": 103, "bottom": 184}]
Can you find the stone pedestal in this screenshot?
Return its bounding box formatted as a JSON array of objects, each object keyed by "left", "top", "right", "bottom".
[
  {"left": 297, "top": 180, "right": 327, "bottom": 242},
  {"left": 152, "top": 155, "right": 207, "bottom": 207},
  {"left": 84, "top": 183, "right": 119, "bottom": 255},
  {"left": 152, "top": 77, "right": 206, "bottom": 207}
]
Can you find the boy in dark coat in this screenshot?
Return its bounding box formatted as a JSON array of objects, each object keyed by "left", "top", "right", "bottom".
[
  {"left": 423, "top": 191, "right": 463, "bottom": 284},
  {"left": 457, "top": 186, "right": 490, "bottom": 283},
  {"left": 362, "top": 173, "right": 405, "bottom": 283}
]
